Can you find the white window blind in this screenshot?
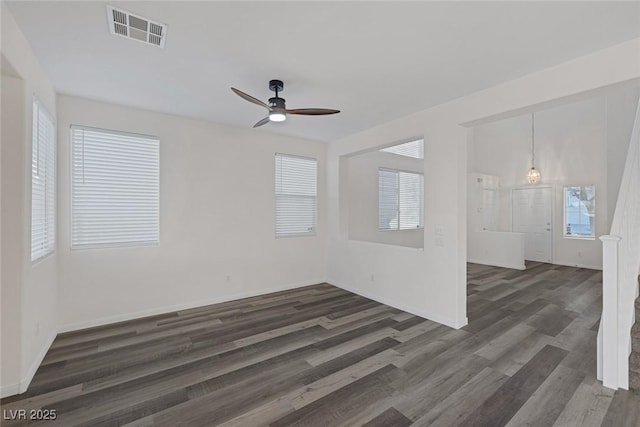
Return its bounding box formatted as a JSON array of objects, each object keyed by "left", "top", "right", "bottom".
[
  {"left": 31, "top": 100, "right": 56, "bottom": 262},
  {"left": 275, "top": 154, "right": 317, "bottom": 237},
  {"left": 71, "top": 126, "right": 159, "bottom": 249},
  {"left": 380, "top": 139, "right": 424, "bottom": 159},
  {"left": 379, "top": 168, "right": 424, "bottom": 231}
]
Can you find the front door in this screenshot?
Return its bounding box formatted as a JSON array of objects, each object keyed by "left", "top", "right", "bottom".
[{"left": 512, "top": 187, "right": 553, "bottom": 263}]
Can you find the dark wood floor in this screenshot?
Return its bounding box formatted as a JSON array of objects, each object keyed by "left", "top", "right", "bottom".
[{"left": 2, "top": 262, "right": 639, "bottom": 426}]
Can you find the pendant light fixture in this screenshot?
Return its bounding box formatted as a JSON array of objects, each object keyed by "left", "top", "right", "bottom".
[{"left": 527, "top": 112, "right": 541, "bottom": 184}]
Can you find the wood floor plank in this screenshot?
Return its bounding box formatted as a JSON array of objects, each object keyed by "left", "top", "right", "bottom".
[
  {"left": 2, "top": 267, "right": 633, "bottom": 426},
  {"left": 457, "top": 344, "right": 569, "bottom": 426},
  {"left": 601, "top": 389, "right": 640, "bottom": 427},
  {"left": 504, "top": 364, "right": 585, "bottom": 427},
  {"left": 362, "top": 407, "right": 412, "bottom": 427},
  {"left": 552, "top": 377, "right": 616, "bottom": 427},
  {"left": 269, "top": 364, "right": 403, "bottom": 427},
  {"left": 490, "top": 331, "right": 553, "bottom": 376},
  {"left": 394, "top": 353, "right": 490, "bottom": 420},
  {"left": 474, "top": 323, "right": 537, "bottom": 362},
  {"left": 412, "top": 367, "right": 509, "bottom": 427},
  {"left": 391, "top": 316, "right": 430, "bottom": 331}
]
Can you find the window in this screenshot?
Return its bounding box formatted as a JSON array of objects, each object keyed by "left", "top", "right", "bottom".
[
  {"left": 31, "top": 100, "right": 56, "bottom": 262},
  {"left": 380, "top": 139, "right": 424, "bottom": 159},
  {"left": 379, "top": 168, "right": 424, "bottom": 231},
  {"left": 563, "top": 185, "right": 595, "bottom": 238},
  {"left": 71, "top": 126, "right": 159, "bottom": 249},
  {"left": 275, "top": 153, "right": 317, "bottom": 237}
]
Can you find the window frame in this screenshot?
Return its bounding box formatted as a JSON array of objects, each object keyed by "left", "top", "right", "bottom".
[
  {"left": 562, "top": 184, "right": 596, "bottom": 240},
  {"left": 70, "top": 125, "right": 160, "bottom": 250},
  {"left": 378, "top": 167, "right": 424, "bottom": 232},
  {"left": 379, "top": 138, "right": 425, "bottom": 159},
  {"left": 31, "top": 98, "right": 56, "bottom": 263},
  {"left": 274, "top": 153, "right": 318, "bottom": 238}
]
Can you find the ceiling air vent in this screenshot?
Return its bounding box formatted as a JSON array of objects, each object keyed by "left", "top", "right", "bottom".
[{"left": 106, "top": 5, "right": 167, "bottom": 48}]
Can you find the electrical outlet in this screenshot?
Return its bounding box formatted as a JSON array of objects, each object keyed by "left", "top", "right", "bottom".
[{"left": 370, "top": 274, "right": 375, "bottom": 282}]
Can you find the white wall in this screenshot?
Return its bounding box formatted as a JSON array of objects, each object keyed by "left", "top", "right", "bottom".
[
  {"left": 1, "top": 3, "right": 58, "bottom": 397},
  {"left": 327, "top": 38, "right": 640, "bottom": 329},
  {"left": 470, "top": 89, "right": 639, "bottom": 270},
  {"left": 468, "top": 231, "right": 526, "bottom": 270},
  {"left": 56, "top": 96, "right": 327, "bottom": 331},
  {"left": 467, "top": 173, "right": 499, "bottom": 233},
  {"left": 346, "top": 150, "right": 424, "bottom": 248},
  {"left": 467, "top": 173, "right": 525, "bottom": 269},
  {"left": 1, "top": 73, "right": 26, "bottom": 396},
  {"left": 606, "top": 87, "right": 640, "bottom": 225}
]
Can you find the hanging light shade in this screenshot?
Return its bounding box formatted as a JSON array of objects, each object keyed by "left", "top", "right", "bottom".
[
  {"left": 527, "top": 166, "right": 540, "bottom": 184},
  {"left": 527, "top": 112, "right": 540, "bottom": 184}
]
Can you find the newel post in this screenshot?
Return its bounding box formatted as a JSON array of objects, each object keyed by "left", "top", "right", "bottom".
[{"left": 600, "top": 235, "right": 621, "bottom": 390}]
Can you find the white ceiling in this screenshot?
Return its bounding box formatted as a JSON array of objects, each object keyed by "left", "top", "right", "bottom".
[{"left": 6, "top": 1, "right": 640, "bottom": 142}]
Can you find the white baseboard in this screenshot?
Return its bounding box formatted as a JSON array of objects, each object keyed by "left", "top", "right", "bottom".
[
  {"left": 552, "top": 261, "right": 603, "bottom": 271},
  {"left": 20, "top": 329, "right": 57, "bottom": 393},
  {"left": 58, "top": 279, "right": 326, "bottom": 333},
  {"left": 468, "top": 258, "right": 526, "bottom": 270},
  {"left": 1, "top": 329, "right": 57, "bottom": 398},
  {"left": 0, "top": 382, "right": 21, "bottom": 399},
  {"left": 327, "top": 280, "right": 467, "bottom": 329}
]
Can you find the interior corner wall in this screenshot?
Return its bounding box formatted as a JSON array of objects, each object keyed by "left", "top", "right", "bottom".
[
  {"left": 56, "top": 95, "right": 328, "bottom": 331},
  {"left": 326, "top": 38, "right": 640, "bottom": 330},
  {"left": 1, "top": 3, "right": 58, "bottom": 397}
]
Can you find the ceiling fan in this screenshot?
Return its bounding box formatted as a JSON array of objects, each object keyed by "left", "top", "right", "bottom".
[{"left": 231, "top": 80, "right": 340, "bottom": 128}]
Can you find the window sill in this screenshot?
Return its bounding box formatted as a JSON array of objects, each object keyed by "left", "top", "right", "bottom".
[
  {"left": 31, "top": 250, "right": 55, "bottom": 267},
  {"left": 71, "top": 241, "right": 159, "bottom": 251},
  {"left": 379, "top": 228, "right": 424, "bottom": 233},
  {"left": 563, "top": 235, "right": 595, "bottom": 241},
  {"left": 276, "top": 232, "right": 317, "bottom": 239}
]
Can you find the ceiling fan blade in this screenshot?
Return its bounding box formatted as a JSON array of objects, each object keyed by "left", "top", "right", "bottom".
[
  {"left": 286, "top": 108, "right": 340, "bottom": 116},
  {"left": 253, "top": 117, "right": 270, "bottom": 128},
  {"left": 231, "top": 87, "right": 270, "bottom": 110}
]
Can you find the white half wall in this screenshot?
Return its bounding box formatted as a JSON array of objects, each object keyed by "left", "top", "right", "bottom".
[
  {"left": 56, "top": 96, "right": 328, "bottom": 331},
  {"left": 468, "top": 231, "right": 526, "bottom": 270}
]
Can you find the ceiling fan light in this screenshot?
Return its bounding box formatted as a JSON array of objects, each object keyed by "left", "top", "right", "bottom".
[{"left": 269, "top": 111, "right": 286, "bottom": 122}]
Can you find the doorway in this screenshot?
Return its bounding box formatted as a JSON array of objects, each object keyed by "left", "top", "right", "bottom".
[{"left": 512, "top": 186, "right": 553, "bottom": 263}]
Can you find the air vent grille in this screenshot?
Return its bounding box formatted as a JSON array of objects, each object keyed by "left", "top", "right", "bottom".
[{"left": 106, "top": 5, "right": 167, "bottom": 48}]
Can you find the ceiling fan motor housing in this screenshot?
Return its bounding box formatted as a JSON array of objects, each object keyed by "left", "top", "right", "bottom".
[{"left": 269, "top": 97, "right": 286, "bottom": 109}]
